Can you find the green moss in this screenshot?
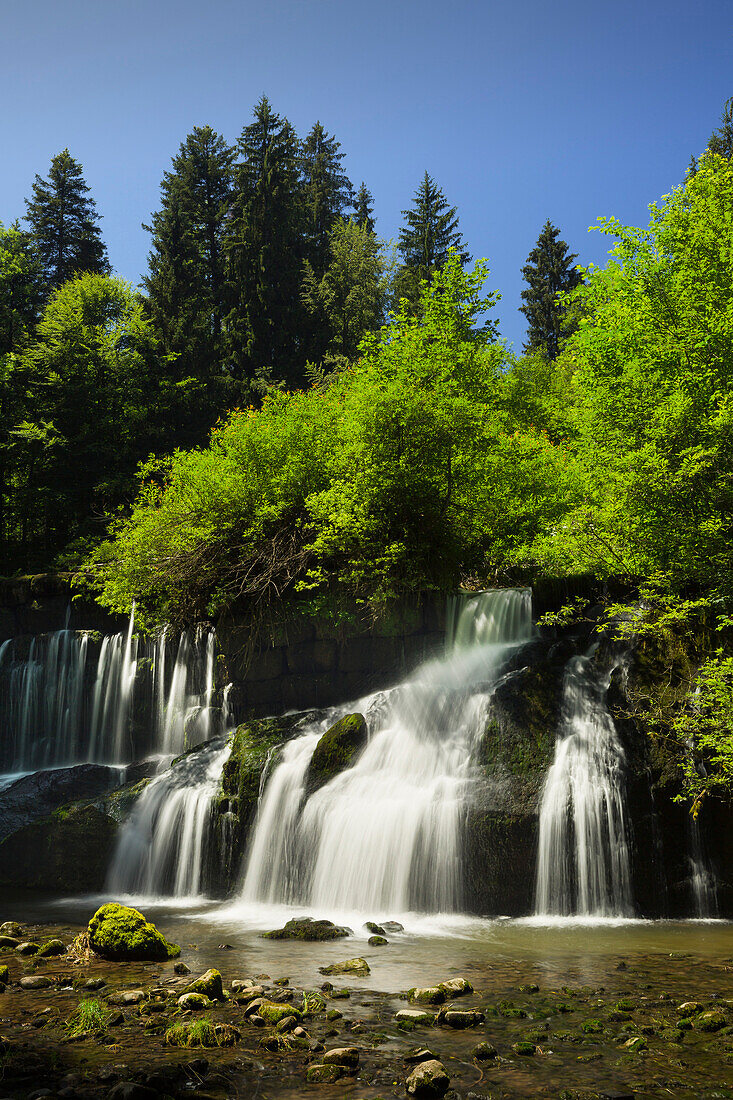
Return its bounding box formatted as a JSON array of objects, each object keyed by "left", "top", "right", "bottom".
[
  {"left": 87, "top": 903, "right": 180, "bottom": 961},
  {"left": 257, "top": 1001, "right": 303, "bottom": 1025},
  {"left": 307, "top": 713, "right": 367, "bottom": 791},
  {"left": 0, "top": 965, "right": 8, "bottom": 984},
  {"left": 165, "top": 1016, "right": 220, "bottom": 1048},
  {"left": 221, "top": 719, "right": 288, "bottom": 810}
]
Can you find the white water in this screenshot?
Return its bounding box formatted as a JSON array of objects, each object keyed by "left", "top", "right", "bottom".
[
  {"left": 535, "top": 653, "right": 633, "bottom": 918},
  {"left": 241, "top": 588, "right": 534, "bottom": 915},
  {"left": 107, "top": 740, "right": 231, "bottom": 898},
  {"left": 0, "top": 615, "right": 219, "bottom": 770}
]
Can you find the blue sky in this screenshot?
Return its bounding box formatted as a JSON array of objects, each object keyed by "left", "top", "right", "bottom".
[{"left": 3, "top": 0, "right": 731, "bottom": 350}]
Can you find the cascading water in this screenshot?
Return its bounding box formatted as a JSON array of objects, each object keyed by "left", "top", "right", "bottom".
[
  {"left": 0, "top": 615, "right": 219, "bottom": 771},
  {"left": 241, "top": 588, "right": 534, "bottom": 914},
  {"left": 534, "top": 652, "right": 633, "bottom": 918},
  {"left": 107, "top": 739, "right": 231, "bottom": 898}
]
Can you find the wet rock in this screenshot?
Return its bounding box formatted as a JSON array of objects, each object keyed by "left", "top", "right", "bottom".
[
  {"left": 262, "top": 917, "right": 350, "bottom": 941},
  {"left": 405, "top": 1058, "right": 450, "bottom": 1097},
  {"left": 307, "top": 713, "right": 368, "bottom": 792},
  {"left": 405, "top": 1047, "right": 439, "bottom": 1063},
  {"left": 0, "top": 804, "right": 118, "bottom": 892},
  {"left": 173, "top": 962, "right": 190, "bottom": 975},
  {"left": 87, "top": 903, "right": 180, "bottom": 961},
  {"left": 108, "top": 990, "right": 145, "bottom": 1006},
  {"left": 322, "top": 1046, "right": 359, "bottom": 1069},
  {"left": 257, "top": 1001, "right": 303, "bottom": 1025},
  {"left": 408, "top": 986, "right": 446, "bottom": 1005},
  {"left": 319, "top": 957, "right": 370, "bottom": 976},
  {"left": 214, "top": 1022, "right": 241, "bottom": 1045},
  {"left": 623, "top": 1036, "right": 647, "bottom": 1051},
  {"left": 19, "top": 976, "right": 52, "bottom": 989},
  {"left": 182, "top": 968, "right": 224, "bottom": 1000},
  {"left": 694, "top": 1009, "right": 727, "bottom": 1032},
  {"left": 383, "top": 920, "right": 404, "bottom": 933},
  {"left": 232, "top": 984, "right": 265, "bottom": 1003},
  {"left": 676, "top": 1000, "right": 703, "bottom": 1015},
  {"left": 472, "top": 1041, "right": 497, "bottom": 1059},
  {"left": 16, "top": 941, "right": 39, "bottom": 955},
  {"left": 369, "top": 934, "right": 388, "bottom": 945},
  {"left": 326, "top": 1008, "right": 343, "bottom": 1020},
  {"left": 365, "top": 921, "right": 386, "bottom": 935},
  {"left": 0, "top": 966, "right": 7, "bottom": 985},
  {"left": 396, "top": 1009, "right": 435, "bottom": 1025},
  {"left": 441, "top": 977, "right": 473, "bottom": 997},
  {"left": 0, "top": 936, "right": 18, "bottom": 951},
  {"left": 275, "top": 1015, "right": 298, "bottom": 1033},
  {"left": 36, "top": 938, "right": 66, "bottom": 957},
  {"left": 0, "top": 922, "right": 21, "bottom": 937},
  {"left": 512, "top": 1041, "right": 536, "bottom": 1055},
  {"left": 306, "top": 1064, "right": 344, "bottom": 1083},
  {"left": 436, "top": 1008, "right": 485, "bottom": 1029},
  {"left": 177, "top": 992, "right": 208, "bottom": 1010},
  {"left": 83, "top": 977, "right": 105, "bottom": 990}
]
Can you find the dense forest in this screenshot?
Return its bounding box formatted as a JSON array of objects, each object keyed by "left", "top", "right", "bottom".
[{"left": 4, "top": 95, "right": 733, "bottom": 804}]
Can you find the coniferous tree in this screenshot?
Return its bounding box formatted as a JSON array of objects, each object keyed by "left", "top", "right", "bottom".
[
  {"left": 144, "top": 126, "right": 234, "bottom": 390},
  {"left": 0, "top": 222, "right": 43, "bottom": 355},
  {"left": 395, "top": 172, "right": 469, "bottom": 309},
  {"left": 300, "top": 123, "right": 353, "bottom": 278},
  {"left": 225, "top": 97, "right": 304, "bottom": 386},
  {"left": 353, "top": 182, "right": 376, "bottom": 234},
  {"left": 24, "top": 150, "right": 109, "bottom": 292},
  {"left": 520, "top": 220, "right": 582, "bottom": 360},
  {"left": 707, "top": 97, "right": 733, "bottom": 160}
]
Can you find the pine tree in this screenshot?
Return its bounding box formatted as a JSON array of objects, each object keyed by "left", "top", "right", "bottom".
[
  {"left": 520, "top": 220, "right": 582, "bottom": 360},
  {"left": 300, "top": 122, "right": 353, "bottom": 278},
  {"left": 144, "top": 126, "right": 234, "bottom": 389},
  {"left": 225, "top": 96, "right": 304, "bottom": 386},
  {"left": 398, "top": 171, "right": 470, "bottom": 280},
  {"left": 353, "top": 182, "right": 376, "bottom": 234},
  {"left": 707, "top": 96, "right": 733, "bottom": 160},
  {"left": 24, "top": 150, "right": 109, "bottom": 292}
]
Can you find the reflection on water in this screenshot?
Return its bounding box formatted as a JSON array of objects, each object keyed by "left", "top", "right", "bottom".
[{"left": 4, "top": 890, "right": 732, "bottom": 996}]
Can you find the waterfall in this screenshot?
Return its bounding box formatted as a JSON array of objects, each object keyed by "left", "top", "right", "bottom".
[
  {"left": 0, "top": 616, "right": 218, "bottom": 771},
  {"left": 241, "top": 588, "right": 534, "bottom": 914},
  {"left": 107, "top": 740, "right": 231, "bottom": 898},
  {"left": 688, "top": 816, "right": 718, "bottom": 918},
  {"left": 534, "top": 653, "right": 633, "bottom": 918}
]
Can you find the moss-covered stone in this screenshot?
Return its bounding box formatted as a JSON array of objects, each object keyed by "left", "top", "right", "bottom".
[
  {"left": 183, "top": 968, "right": 224, "bottom": 1001},
  {"left": 87, "top": 904, "right": 180, "bottom": 961},
  {"left": 306, "top": 713, "right": 367, "bottom": 792},
  {"left": 0, "top": 805, "right": 117, "bottom": 892},
  {"left": 319, "top": 957, "right": 370, "bottom": 977},
  {"left": 36, "top": 939, "right": 65, "bottom": 958},
  {"left": 258, "top": 1001, "right": 303, "bottom": 1025},
  {"left": 262, "top": 918, "right": 350, "bottom": 941},
  {"left": 0, "top": 965, "right": 8, "bottom": 985}
]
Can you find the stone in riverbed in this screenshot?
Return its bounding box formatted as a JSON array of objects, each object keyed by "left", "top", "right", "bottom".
[
  {"left": 440, "top": 977, "right": 473, "bottom": 997},
  {"left": 408, "top": 986, "right": 445, "bottom": 1005},
  {"left": 83, "top": 977, "right": 105, "bottom": 990},
  {"left": 676, "top": 1000, "right": 703, "bottom": 1015},
  {"left": 19, "top": 976, "right": 52, "bottom": 990},
  {"left": 319, "top": 957, "right": 370, "bottom": 976},
  {"left": 258, "top": 1001, "right": 303, "bottom": 1025},
  {"left": 472, "top": 1041, "right": 497, "bottom": 1060},
  {"left": 369, "top": 935, "right": 388, "bottom": 945},
  {"left": 694, "top": 1009, "right": 727, "bottom": 1032},
  {"left": 383, "top": 921, "right": 404, "bottom": 933},
  {"left": 174, "top": 962, "right": 190, "bottom": 975},
  {"left": 365, "top": 921, "right": 386, "bottom": 935},
  {"left": 262, "top": 917, "right": 350, "bottom": 941},
  {"left": 86, "top": 903, "right": 180, "bottom": 961},
  {"left": 232, "top": 984, "right": 265, "bottom": 1003},
  {"left": 307, "top": 1064, "right": 344, "bottom": 1084},
  {"left": 108, "top": 990, "right": 145, "bottom": 1006},
  {"left": 177, "top": 992, "right": 208, "bottom": 1010},
  {"left": 436, "top": 1008, "right": 485, "bottom": 1029},
  {"left": 182, "top": 968, "right": 224, "bottom": 1001},
  {"left": 405, "top": 1058, "right": 450, "bottom": 1097},
  {"left": 396, "top": 1009, "right": 435, "bottom": 1025},
  {"left": 404, "top": 1047, "right": 439, "bottom": 1063},
  {"left": 0, "top": 922, "right": 21, "bottom": 937},
  {"left": 0, "top": 965, "right": 8, "bottom": 985},
  {"left": 322, "top": 1046, "right": 359, "bottom": 1070},
  {"left": 15, "top": 941, "right": 39, "bottom": 955},
  {"left": 36, "top": 938, "right": 66, "bottom": 957}
]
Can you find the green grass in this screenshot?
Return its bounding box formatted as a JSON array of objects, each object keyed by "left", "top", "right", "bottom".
[
  {"left": 65, "top": 997, "right": 109, "bottom": 1036},
  {"left": 165, "top": 1016, "right": 219, "bottom": 1048}
]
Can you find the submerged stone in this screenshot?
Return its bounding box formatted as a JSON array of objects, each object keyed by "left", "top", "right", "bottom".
[
  {"left": 319, "top": 957, "right": 370, "bottom": 976},
  {"left": 87, "top": 903, "right": 180, "bottom": 961},
  {"left": 306, "top": 1064, "right": 344, "bottom": 1084},
  {"left": 408, "top": 986, "right": 446, "bottom": 1005},
  {"left": 262, "top": 917, "right": 350, "bottom": 941},
  {"left": 472, "top": 1041, "right": 498, "bottom": 1059},
  {"left": 405, "top": 1058, "right": 450, "bottom": 1097}
]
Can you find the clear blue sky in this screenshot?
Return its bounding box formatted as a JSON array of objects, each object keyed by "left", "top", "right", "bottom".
[{"left": 3, "top": 0, "right": 731, "bottom": 350}]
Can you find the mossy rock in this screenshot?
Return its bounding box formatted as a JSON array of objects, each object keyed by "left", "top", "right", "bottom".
[
  {"left": 36, "top": 939, "right": 65, "bottom": 958},
  {"left": 0, "top": 965, "right": 8, "bottom": 985},
  {"left": 319, "top": 957, "right": 370, "bottom": 977},
  {"left": 369, "top": 935, "right": 388, "bottom": 946},
  {"left": 0, "top": 805, "right": 117, "bottom": 892},
  {"left": 183, "top": 968, "right": 224, "bottom": 1001},
  {"left": 306, "top": 1064, "right": 344, "bottom": 1084},
  {"left": 87, "top": 904, "right": 180, "bottom": 961},
  {"left": 0, "top": 936, "right": 18, "bottom": 951},
  {"left": 262, "top": 918, "right": 350, "bottom": 941},
  {"left": 513, "top": 1041, "right": 537, "bottom": 1055},
  {"left": 307, "top": 713, "right": 367, "bottom": 792},
  {"left": 258, "top": 1001, "right": 303, "bottom": 1025}
]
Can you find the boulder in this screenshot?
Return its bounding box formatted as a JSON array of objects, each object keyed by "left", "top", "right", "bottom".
[
  {"left": 319, "top": 957, "right": 370, "bottom": 976},
  {"left": 15, "top": 942, "right": 38, "bottom": 955},
  {"left": 36, "top": 939, "right": 66, "bottom": 958},
  {"left": 87, "top": 904, "right": 180, "bottom": 961},
  {"left": 408, "top": 986, "right": 445, "bottom": 1005},
  {"left": 19, "top": 976, "right": 52, "bottom": 990},
  {"left": 0, "top": 922, "right": 21, "bottom": 937},
  {"left": 177, "top": 992, "right": 208, "bottom": 1010},
  {"left": 307, "top": 713, "right": 368, "bottom": 792},
  {"left": 0, "top": 763, "right": 122, "bottom": 841},
  {"left": 183, "top": 968, "right": 224, "bottom": 1001},
  {"left": 405, "top": 1058, "right": 450, "bottom": 1097},
  {"left": 263, "top": 917, "right": 350, "bottom": 941},
  {"left": 322, "top": 1046, "right": 359, "bottom": 1069},
  {"left": 369, "top": 935, "right": 388, "bottom": 945},
  {"left": 258, "top": 1001, "right": 303, "bottom": 1025},
  {"left": 0, "top": 936, "right": 18, "bottom": 950},
  {"left": 0, "top": 805, "right": 117, "bottom": 892}
]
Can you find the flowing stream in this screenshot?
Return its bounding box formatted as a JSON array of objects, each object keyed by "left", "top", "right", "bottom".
[
  {"left": 241, "top": 588, "right": 534, "bottom": 914},
  {"left": 534, "top": 652, "right": 633, "bottom": 918}
]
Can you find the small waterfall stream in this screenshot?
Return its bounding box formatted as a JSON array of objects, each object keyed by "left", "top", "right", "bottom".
[
  {"left": 241, "top": 588, "right": 534, "bottom": 914},
  {"left": 534, "top": 653, "right": 633, "bottom": 918}
]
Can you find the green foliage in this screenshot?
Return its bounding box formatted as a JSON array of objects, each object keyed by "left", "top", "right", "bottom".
[
  {"left": 165, "top": 1016, "right": 220, "bottom": 1047},
  {"left": 673, "top": 652, "right": 733, "bottom": 812},
  {"left": 65, "top": 997, "right": 109, "bottom": 1037},
  {"left": 87, "top": 254, "right": 565, "bottom": 624},
  {"left": 520, "top": 219, "right": 582, "bottom": 359},
  {"left": 0, "top": 222, "right": 43, "bottom": 354}
]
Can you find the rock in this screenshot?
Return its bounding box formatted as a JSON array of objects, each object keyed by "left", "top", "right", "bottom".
[
  {"left": 472, "top": 1041, "right": 497, "bottom": 1059},
  {"left": 15, "top": 941, "right": 39, "bottom": 955},
  {"left": 275, "top": 1015, "right": 298, "bottom": 1033},
  {"left": 369, "top": 935, "right": 388, "bottom": 945},
  {"left": 408, "top": 986, "right": 445, "bottom": 1005},
  {"left": 319, "top": 957, "right": 370, "bottom": 976},
  {"left": 307, "top": 1064, "right": 344, "bottom": 1083},
  {"left": 263, "top": 917, "right": 350, "bottom": 941},
  {"left": 257, "top": 1001, "right": 303, "bottom": 1025},
  {"left": 174, "top": 962, "right": 190, "bottom": 975},
  {"left": 19, "top": 976, "right": 52, "bottom": 989},
  {"left": 307, "top": 713, "right": 368, "bottom": 793},
  {"left": 0, "top": 965, "right": 8, "bottom": 985},
  {"left": 214, "top": 1023, "right": 241, "bottom": 1045},
  {"left": 0, "top": 922, "right": 21, "bottom": 937},
  {"left": 0, "top": 936, "right": 19, "bottom": 950},
  {"left": 84, "top": 977, "right": 105, "bottom": 990},
  {"left": 512, "top": 1041, "right": 536, "bottom": 1055},
  {"left": 676, "top": 1000, "right": 703, "bottom": 1015},
  {"left": 322, "top": 1046, "right": 359, "bottom": 1069},
  {"left": 365, "top": 921, "right": 386, "bottom": 935},
  {"left": 623, "top": 1036, "right": 647, "bottom": 1052},
  {"left": 405, "top": 1058, "right": 450, "bottom": 1097},
  {"left": 0, "top": 804, "right": 118, "bottom": 892},
  {"left": 233, "top": 984, "right": 265, "bottom": 1003},
  {"left": 694, "top": 1009, "right": 727, "bottom": 1032},
  {"left": 0, "top": 763, "right": 122, "bottom": 843},
  {"left": 183, "top": 968, "right": 224, "bottom": 1001},
  {"left": 436, "top": 1009, "right": 485, "bottom": 1029},
  {"left": 440, "top": 977, "right": 473, "bottom": 997},
  {"left": 177, "top": 991, "right": 209, "bottom": 1010},
  {"left": 108, "top": 990, "right": 145, "bottom": 1006},
  {"left": 87, "top": 903, "right": 180, "bottom": 961},
  {"left": 396, "top": 1009, "right": 435, "bottom": 1025},
  {"left": 36, "top": 938, "right": 65, "bottom": 957},
  {"left": 404, "top": 1047, "right": 439, "bottom": 1063},
  {"left": 383, "top": 921, "right": 404, "bottom": 933}
]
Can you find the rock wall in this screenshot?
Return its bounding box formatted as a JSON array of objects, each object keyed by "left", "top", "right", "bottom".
[{"left": 0, "top": 574, "right": 124, "bottom": 643}]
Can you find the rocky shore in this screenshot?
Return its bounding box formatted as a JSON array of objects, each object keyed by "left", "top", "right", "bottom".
[{"left": 0, "top": 905, "right": 733, "bottom": 1099}]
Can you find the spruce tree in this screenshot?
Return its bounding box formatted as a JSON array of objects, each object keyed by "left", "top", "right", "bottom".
[
  {"left": 520, "top": 220, "right": 582, "bottom": 360},
  {"left": 144, "top": 126, "right": 234, "bottom": 390},
  {"left": 225, "top": 96, "right": 304, "bottom": 386},
  {"left": 300, "top": 122, "right": 353, "bottom": 278},
  {"left": 398, "top": 172, "right": 469, "bottom": 279},
  {"left": 707, "top": 96, "right": 733, "bottom": 160},
  {"left": 353, "top": 182, "right": 376, "bottom": 234},
  {"left": 24, "top": 149, "right": 109, "bottom": 292}
]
